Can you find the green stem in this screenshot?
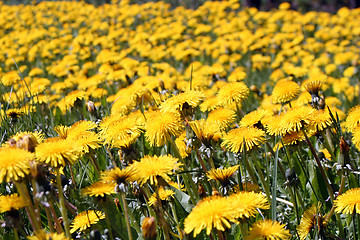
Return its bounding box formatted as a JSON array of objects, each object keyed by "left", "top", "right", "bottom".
[
  {"left": 169, "top": 138, "right": 199, "bottom": 203},
  {"left": 103, "top": 201, "right": 114, "bottom": 240},
  {"left": 56, "top": 168, "right": 71, "bottom": 238},
  {"left": 250, "top": 151, "right": 271, "bottom": 201},
  {"left": 15, "top": 182, "right": 41, "bottom": 232},
  {"left": 45, "top": 205, "right": 55, "bottom": 233},
  {"left": 120, "top": 192, "right": 133, "bottom": 240},
  {"left": 302, "top": 130, "right": 335, "bottom": 202},
  {"left": 14, "top": 228, "right": 19, "bottom": 240}
]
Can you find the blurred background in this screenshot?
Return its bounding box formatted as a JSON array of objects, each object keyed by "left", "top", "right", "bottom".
[{"left": 1, "top": 0, "right": 359, "bottom": 12}]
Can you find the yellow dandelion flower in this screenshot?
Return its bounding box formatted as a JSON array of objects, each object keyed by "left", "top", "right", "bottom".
[
  {"left": 56, "top": 90, "right": 88, "bottom": 113},
  {"left": 0, "top": 194, "right": 29, "bottom": 213},
  {"left": 27, "top": 231, "right": 69, "bottom": 240},
  {"left": 246, "top": 220, "right": 290, "bottom": 240},
  {"left": 184, "top": 195, "right": 237, "bottom": 236},
  {"left": 304, "top": 80, "right": 323, "bottom": 96},
  {"left": 3, "top": 131, "right": 43, "bottom": 152},
  {"left": 297, "top": 205, "right": 326, "bottom": 240},
  {"left": 334, "top": 188, "right": 360, "bottom": 214},
  {"left": 221, "top": 127, "right": 266, "bottom": 153},
  {"left": 200, "top": 96, "right": 221, "bottom": 112},
  {"left": 0, "top": 147, "right": 34, "bottom": 182},
  {"left": 101, "top": 167, "right": 137, "bottom": 185},
  {"left": 175, "top": 131, "right": 191, "bottom": 158},
  {"left": 70, "top": 210, "right": 105, "bottom": 234},
  {"left": 148, "top": 187, "right": 175, "bottom": 206},
  {"left": 307, "top": 109, "right": 332, "bottom": 134},
  {"left": 189, "top": 119, "right": 222, "bottom": 142},
  {"left": 345, "top": 105, "right": 360, "bottom": 132},
  {"left": 99, "top": 114, "right": 143, "bottom": 148},
  {"left": 217, "top": 82, "right": 249, "bottom": 106},
  {"left": 144, "top": 111, "right": 183, "bottom": 147},
  {"left": 265, "top": 106, "right": 315, "bottom": 136},
  {"left": 131, "top": 155, "right": 182, "bottom": 185},
  {"left": 272, "top": 79, "right": 300, "bottom": 104},
  {"left": 207, "top": 108, "right": 236, "bottom": 130},
  {"left": 239, "top": 109, "right": 268, "bottom": 128},
  {"left": 207, "top": 165, "right": 239, "bottom": 187},
  {"left": 81, "top": 181, "right": 116, "bottom": 198},
  {"left": 159, "top": 90, "right": 205, "bottom": 113},
  {"left": 228, "top": 191, "right": 270, "bottom": 219},
  {"left": 35, "top": 138, "right": 82, "bottom": 168}
]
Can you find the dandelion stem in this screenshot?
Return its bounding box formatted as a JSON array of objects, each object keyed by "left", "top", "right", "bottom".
[
  {"left": 15, "top": 181, "right": 41, "bottom": 232},
  {"left": 45, "top": 205, "right": 55, "bottom": 233},
  {"left": 14, "top": 228, "right": 19, "bottom": 240},
  {"left": 120, "top": 192, "right": 132, "bottom": 240},
  {"left": 103, "top": 200, "right": 114, "bottom": 240},
  {"left": 49, "top": 199, "right": 64, "bottom": 233},
  {"left": 56, "top": 168, "right": 71, "bottom": 238},
  {"left": 302, "top": 129, "right": 335, "bottom": 202},
  {"left": 169, "top": 138, "right": 199, "bottom": 203},
  {"left": 251, "top": 151, "right": 271, "bottom": 201}
]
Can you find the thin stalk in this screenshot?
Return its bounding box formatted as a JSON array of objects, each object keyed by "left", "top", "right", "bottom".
[
  {"left": 250, "top": 151, "right": 271, "bottom": 201},
  {"left": 170, "top": 201, "right": 183, "bottom": 239},
  {"left": 302, "top": 130, "right": 335, "bottom": 202},
  {"left": 69, "top": 165, "right": 77, "bottom": 189},
  {"left": 49, "top": 199, "right": 64, "bottom": 233},
  {"left": 45, "top": 206, "right": 55, "bottom": 233},
  {"left": 292, "top": 187, "right": 300, "bottom": 224},
  {"left": 56, "top": 168, "right": 71, "bottom": 238},
  {"left": 120, "top": 192, "right": 133, "bottom": 240},
  {"left": 14, "top": 228, "right": 20, "bottom": 240},
  {"left": 15, "top": 182, "right": 41, "bottom": 231},
  {"left": 353, "top": 211, "right": 357, "bottom": 240},
  {"left": 31, "top": 178, "right": 41, "bottom": 224},
  {"left": 271, "top": 140, "right": 279, "bottom": 221},
  {"left": 155, "top": 186, "right": 170, "bottom": 240},
  {"left": 103, "top": 201, "right": 114, "bottom": 240},
  {"left": 321, "top": 130, "right": 335, "bottom": 160},
  {"left": 169, "top": 138, "right": 199, "bottom": 203}
]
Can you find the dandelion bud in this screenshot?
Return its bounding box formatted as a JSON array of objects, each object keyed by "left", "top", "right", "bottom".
[
  {"left": 8, "top": 138, "right": 17, "bottom": 147},
  {"left": 198, "top": 183, "right": 206, "bottom": 199},
  {"left": 114, "top": 198, "right": 121, "bottom": 209},
  {"left": 86, "top": 101, "right": 96, "bottom": 113},
  {"left": 142, "top": 217, "right": 157, "bottom": 240},
  {"left": 339, "top": 136, "right": 350, "bottom": 167}
]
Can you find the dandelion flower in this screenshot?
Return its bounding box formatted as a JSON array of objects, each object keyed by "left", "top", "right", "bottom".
[
  {"left": 265, "top": 106, "right": 315, "bottom": 136},
  {"left": 0, "top": 147, "right": 34, "bottom": 182},
  {"left": 217, "top": 82, "right": 249, "bottom": 106},
  {"left": 27, "top": 231, "right": 69, "bottom": 240},
  {"left": 297, "top": 205, "right": 326, "bottom": 240},
  {"left": 70, "top": 210, "right": 105, "bottom": 234},
  {"left": 145, "top": 111, "right": 183, "bottom": 147},
  {"left": 81, "top": 181, "right": 117, "bottom": 197},
  {"left": 207, "top": 108, "right": 236, "bottom": 130},
  {"left": 207, "top": 165, "right": 239, "bottom": 187},
  {"left": 189, "top": 119, "right": 222, "bottom": 143},
  {"left": 334, "top": 188, "right": 360, "bottom": 214},
  {"left": 0, "top": 194, "right": 29, "bottom": 213},
  {"left": 148, "top": 187, "right": 175, "bottom": 206},
  {"left": 101, "top": 167, "right": 137, "bottom": 185},
  {"left": 345, "top": 105, "right": 360, "bottom": 132},
  {"left": 240, "top": 109, "right": 268, "bottom": 128},
  {"left": 35, "top": 138, "right": 82, "bottom": 168},
  {"left": 131, "top": 155, "right": 182, "bottom": 185},
  {"left": 160, "top": 90, "right": 205, "bottom": 113},
  {"left": 221, "top": 127, "right": 266, "bottom": 153},
  {"left": 229, "top": 191, "right": 270, "bottom": 219},
  {"left": 246, "top": 219, "right": 290, "bottom": 240},
  {"left": 184, "top": 195, "right": 237, "bottom": 236},
  {"left": 272, "top": 79, "right": 300, "bottom": 104},
  {"left": 307, "top": 109, "right": 332, "bottom": 134}
]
